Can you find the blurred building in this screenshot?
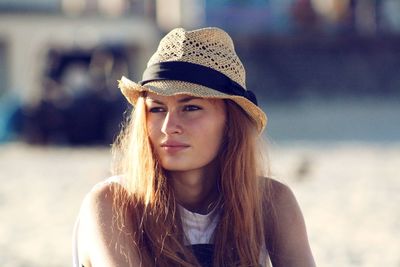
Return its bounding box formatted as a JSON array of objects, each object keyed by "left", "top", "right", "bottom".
[
  {"left": 1, "top": 0, "right": 400, "bottom": 144},
  {"left": 0, "top": 0, "right": 160, "bottom": 144},
  {"left": 0, "top": 0, "right": 159, "bottom": 105},
  {"left": 153, "top": 0, "right": 400, "bottom": 36},
  {"left": 2, "top": 0, "right": 400, "bottom": 104}
]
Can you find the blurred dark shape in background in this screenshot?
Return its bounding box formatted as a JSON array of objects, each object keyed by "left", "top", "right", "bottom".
[
  {"left": 13, "top": 46, "right": 131, "bottom": 145},
  {"left": 1, "top": 0, "right": 400, "bottom": 145}
]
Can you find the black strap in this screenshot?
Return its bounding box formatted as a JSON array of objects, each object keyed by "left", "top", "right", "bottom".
[
  {"left": 139, "top": 61, "right": 258, "bottom": 105},
  {"left": 189, "top": 244, "right": 214, "bottom": 267}
]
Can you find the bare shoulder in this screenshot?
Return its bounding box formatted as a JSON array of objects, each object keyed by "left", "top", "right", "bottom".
[
  {"left": 260, "top": 177, "right": 316, "bottom": 267},
  {"left": 261, "top": 178, "right": 303, "bottom": 235},
  {"left": 78, "top": 180, "right": 141, "bottom": 267},
  {"left": 77, "top": 181, "right": 122, "bottom": 266},
  {"left": 79, "top": 179, "right": 127, "bottom": 235},
  {"left": 80, "top": 179, "right": 124, "bottom": 217},
  {"left": 262, "top": 178, "right": 299, "bottom": 214}
]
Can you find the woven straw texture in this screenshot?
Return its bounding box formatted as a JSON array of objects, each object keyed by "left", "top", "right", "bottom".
[
  {"left": 119, "top": 27, "right": 267, "bottom": 133},
  {"left": 147, "top": 27, "right": 246, "bottom": 88}
]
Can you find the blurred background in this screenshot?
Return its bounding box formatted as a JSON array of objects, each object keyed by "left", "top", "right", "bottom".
[{"left": 0, "top": 0, "right": 399, "bottom": 266}]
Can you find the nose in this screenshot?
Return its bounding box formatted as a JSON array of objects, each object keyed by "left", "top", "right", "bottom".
[{"left": 161, "top": 110, "right": 183, "bottom": 135}]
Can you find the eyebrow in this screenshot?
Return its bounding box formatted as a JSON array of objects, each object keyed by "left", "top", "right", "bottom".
[
  {"left": 178, "top": 96, "right": 201, "bottom": 103},
  {"left": 147, "top": 96, "right": 202, "bottom": 105},
  {"left": 147, "top": 99, "right": 164, "bottom": 105}
]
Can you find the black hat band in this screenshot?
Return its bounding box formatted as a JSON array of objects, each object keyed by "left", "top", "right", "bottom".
[{"left": 139, "top": 61, "right": 258, "bottom": 105}]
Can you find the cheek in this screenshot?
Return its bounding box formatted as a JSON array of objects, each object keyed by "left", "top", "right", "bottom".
[
  {"left": 194, "top": 115, "right": 226, "bottom": 156},
  {"left": 146, "top": 118, "right": 159, "bottom": 145},
  {"left": 210, "top": 122, "right": 226, "bottom": 151}
]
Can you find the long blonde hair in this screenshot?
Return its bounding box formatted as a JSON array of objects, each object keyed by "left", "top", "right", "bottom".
[{"left": 111, "top": 95, "right": 271, "bottom": 266}]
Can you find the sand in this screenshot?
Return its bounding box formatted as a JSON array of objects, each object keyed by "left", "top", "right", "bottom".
[{"left": 0, "top": 142, "right": 399, "bottom": 267}]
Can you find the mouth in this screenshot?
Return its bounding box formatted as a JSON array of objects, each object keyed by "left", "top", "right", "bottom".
[{"left": 160, "top": 141, "right": 190, "bottom": 152}]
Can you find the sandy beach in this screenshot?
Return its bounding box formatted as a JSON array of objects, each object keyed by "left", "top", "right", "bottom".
[{"left": 0, "top": 142, "right": 399, "bottom": 267}]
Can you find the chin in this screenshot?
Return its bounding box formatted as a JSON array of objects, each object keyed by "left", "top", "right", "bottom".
[
  {"left": 160, "top": 160, "right": 202, "bottom": 172},
  {"left": 161, "top": 164, "right": 193, "bottom": 172}
]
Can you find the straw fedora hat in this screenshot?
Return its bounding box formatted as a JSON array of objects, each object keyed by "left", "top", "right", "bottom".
[{"left": 118, "top": 27, "right": 267, "bottom": 133}]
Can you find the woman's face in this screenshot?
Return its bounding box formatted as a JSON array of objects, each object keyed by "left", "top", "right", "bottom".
[{"left": 145, "top": 93, "right": 226, "bottom": 172}]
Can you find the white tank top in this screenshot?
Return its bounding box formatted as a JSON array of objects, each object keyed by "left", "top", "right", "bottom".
[{"left": 179, "top": 203, "right": 220, "bottom": 245}]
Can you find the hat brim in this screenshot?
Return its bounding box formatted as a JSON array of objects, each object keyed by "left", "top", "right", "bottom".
[{"left": 118, "top": 76, "right": 267, "bottom": 133}]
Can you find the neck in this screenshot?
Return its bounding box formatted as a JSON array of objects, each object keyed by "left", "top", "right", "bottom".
[{"left": 168, "top": 160, "right": 220, "bottom": 214}]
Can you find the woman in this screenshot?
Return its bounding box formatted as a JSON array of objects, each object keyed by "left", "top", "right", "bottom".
[{"left": 73, "top": 27, "right": 316, "bottom": 267}]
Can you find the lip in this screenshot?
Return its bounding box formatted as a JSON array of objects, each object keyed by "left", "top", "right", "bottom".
[{"left": 160, "top": 141, "right": 190, "bottom": 152}]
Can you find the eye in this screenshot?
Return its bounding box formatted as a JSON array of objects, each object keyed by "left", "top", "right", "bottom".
[
  {"left": 183, "top": 105, "right": 202, "bottom": 112},
  {"left": 148, "top": 107, "right": 166, "bottom": 113}
]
